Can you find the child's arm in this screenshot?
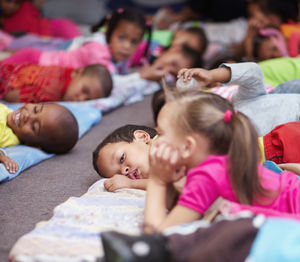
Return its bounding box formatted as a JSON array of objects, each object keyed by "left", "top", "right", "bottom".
[
  {"left": 178, "top": 62, "right": 266, "bottom": 102},
  {"left": 278, "top": 163, "right": 300, "bottom": 177},
  {"left": 144, "top": 141, "right": 202, "bottom": 233},
  {"left": 104, "top": 175, "right": 148, "bottom": 191},
  {"left": 0, "top": 153, "right": 18, "bottom": 174},
  {"left": 178, "top": 67, "right": 231, "bottom": 86},
  {"left": 3, "top": 88, "right": 20, "bottom": 102}
]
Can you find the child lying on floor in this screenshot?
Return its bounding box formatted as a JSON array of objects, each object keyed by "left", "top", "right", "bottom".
[
  {"left": 179, "top": 62, "right": 300, "bottom": 136},
  {"left": 93, "top": 121, "right": 300, "bottom": 192},
  {"left": 0, "top": 103, "right": 78, "bottom": 173},
  {"left": 0, "top": 63, "right": 112, "bottom": 103}
]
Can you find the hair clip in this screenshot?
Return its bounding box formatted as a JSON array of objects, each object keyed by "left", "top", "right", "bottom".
[
  {"left": 117, "top": 8, "right": 124, "bottom": 14},
  {"left": 259, "top": 28, "right": 279, "bottom": 37},
  {"left": 223, "top": 110, "right": 233, "bottom": 123}
]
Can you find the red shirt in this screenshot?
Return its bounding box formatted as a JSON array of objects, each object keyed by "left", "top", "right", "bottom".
[
  {"left": 0, "top": 63, "right": 73, "bottom": 102},
  {"left": 2, "top": 1, "right": 51, "bottom": 36}
]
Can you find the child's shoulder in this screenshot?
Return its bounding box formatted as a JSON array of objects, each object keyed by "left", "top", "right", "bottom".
[{"left": 188, "top": 155, "right": 228, "bottom": 176}]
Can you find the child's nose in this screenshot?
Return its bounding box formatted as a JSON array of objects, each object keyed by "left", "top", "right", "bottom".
[
  {"left": 123, "top": 166, "right": 129, "bottom": 176},
  {"left": 123, "top": 40, "right": 131, "bottom": 49}
]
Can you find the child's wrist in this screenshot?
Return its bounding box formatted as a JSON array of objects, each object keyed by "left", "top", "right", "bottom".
[{"left": 148, "top": 177, "right": 168, "bottom": 187}]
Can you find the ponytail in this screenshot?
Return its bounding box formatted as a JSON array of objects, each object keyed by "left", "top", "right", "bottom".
[
  {"left": 142, "top": 20, "right": 152, "bottom": 60},
  {"left": 228, "top": 112, "right": 265, "bottom": 204},
  {"left": 91, "top": 15, "right": 109, "bottom": 33}
]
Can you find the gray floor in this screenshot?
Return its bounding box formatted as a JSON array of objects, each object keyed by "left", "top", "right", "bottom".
[{"left": 0, "top": 95, "right": 154, "bottom": 262}]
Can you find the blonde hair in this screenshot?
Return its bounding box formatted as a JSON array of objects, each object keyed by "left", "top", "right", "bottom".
[{"left": 164, "top": 87, "right": 266, "bottom": 204}]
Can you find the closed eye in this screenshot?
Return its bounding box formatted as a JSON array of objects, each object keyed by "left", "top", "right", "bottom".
[
  {"left": 82, "top": 86, "right": 90, "bottom": 95},
  {"left": 32, "top": 120, "right": 41, "bottom": 135}
]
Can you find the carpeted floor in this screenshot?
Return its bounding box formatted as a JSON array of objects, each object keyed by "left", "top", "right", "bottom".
[{"left": 0, "top": 95, "right": 154, "bottom": 262}]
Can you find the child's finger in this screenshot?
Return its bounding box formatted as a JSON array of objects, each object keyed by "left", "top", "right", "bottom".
[
  {"left": 156, "top": 143, "right": 167, "bottom": 159},
  {"left": 174, "top": 165, "right": 186, "bottom": 181},
  {"left": 170, "top": 149, "right": 179, "bottom": 165},
  {"left": 162, "top": 145, "right": 171, "bottom": 161},
  {"left": 11, "top": 161, "right": 18, "bottom": 173},
  {"left": 177, "top": 68, "right": 188, "bottom": 78}
]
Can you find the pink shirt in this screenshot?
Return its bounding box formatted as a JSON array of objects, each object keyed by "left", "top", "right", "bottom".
[
  {"left": 39, "top": 42, "right": 116, "bottom": 73},
  {"left": 178, "top": 155, "right": 300, "bottom": 215}
]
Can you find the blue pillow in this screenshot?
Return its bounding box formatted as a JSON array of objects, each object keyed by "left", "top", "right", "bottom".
[{"left": 0, "top": 104, "right": 101, "bottom": 182}]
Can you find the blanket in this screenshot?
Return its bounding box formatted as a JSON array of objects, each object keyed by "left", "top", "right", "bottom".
[
  {"left": 10, "top": 179, "right": 300, "bottom": 262},
  {"left": 9, "top": 179, "right": 145, "bottom": 262},
  {"left": 0, "top": 103, "right": 101, "bottom": 182}
]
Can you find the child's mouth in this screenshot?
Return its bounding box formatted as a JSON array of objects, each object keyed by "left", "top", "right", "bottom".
[
  {"left": 13, "top": 110, "right": 21, "bottom": 127},
  {"left": 128, "top": 169, "right": 140, "bottom": 180}
]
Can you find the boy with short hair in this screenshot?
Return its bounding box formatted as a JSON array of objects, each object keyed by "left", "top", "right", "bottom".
[
  {"left": 0, "top": 103, "right": 79, "bottom": 173},
  {"left": 93, "top": 125, "right": 156, "bottom": 191},
  {"left": 0, "top": 63, "right": 112, "bottom": 103}
]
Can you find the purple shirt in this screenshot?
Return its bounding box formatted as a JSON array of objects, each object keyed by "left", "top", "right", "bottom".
[{"left": 178, "top": 155, "right": 300, "bottom": 215}]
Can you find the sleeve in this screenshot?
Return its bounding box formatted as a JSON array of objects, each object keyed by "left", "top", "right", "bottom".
[
  {"left": 177, "top": 171, "right": 220, "bottom": 215},
  {"left": 221, "top": 62, "right": 266, "bottom": 103}
]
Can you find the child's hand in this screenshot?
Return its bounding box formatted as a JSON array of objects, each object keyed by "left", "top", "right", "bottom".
[
  {"left": 104, "top": 175, "right": 133, "bottom": 192},
  {"left": 139, "top": 63, "right": 168, "bottom": 82},
  {"left": 0, "top": 155, "right": 18, "bottom": 174},
  {"left": 149, "top": 141, "right": 186, "bottom": 186},
  {"left": 177, "top": 68, "right": 214, "bottom": 87}
]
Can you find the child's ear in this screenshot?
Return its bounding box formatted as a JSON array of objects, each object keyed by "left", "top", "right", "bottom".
[
  {"left": 71, "top": 67, "right": 84, "bottom": 78},
  {"left": 133, "top": 130, "right": 151, "bottom": 145},
  {"left": 181, "top": 136, "right": 196, "bottom": 159}
]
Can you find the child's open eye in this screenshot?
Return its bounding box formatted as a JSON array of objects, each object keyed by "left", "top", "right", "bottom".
[
  {"left": 120, "top": 153, "right": 125, "bottom": 163},
  {"left": 118, "top": 35, "right": 126, "bottom": 41}
]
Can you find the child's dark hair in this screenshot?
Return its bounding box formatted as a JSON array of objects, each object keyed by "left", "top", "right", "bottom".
[
  {"left": 258, "top": 0, "right": 299, "bottom": 23},
  {"left": 92, "top": 8, "right": 152, "bottom": 60},
  {"left": 207, "top": 53, "right": 243, "bottom": 70},
  {"left": 40, "top": 104, "right": 78, "bottom": 154},
  {"left": 181, "top": 44, "right": 204, "bottom": 68},
  {"left": 181, "top": 27, "right": 208, "bottom": 56},
  {"left": 82, "top": 64, "right": 113, "bottom": 97},
  {"left": 151, "top": 88, "right": 165, "bottom": 125},
  {"left": 164, "top": 88, "right": 267, "bottom": 204},
  {"left": 93, "top": 124, "right": 157, "bottom": 176}
]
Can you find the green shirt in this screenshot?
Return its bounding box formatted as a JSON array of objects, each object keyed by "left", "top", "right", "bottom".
[{"left": 259, "top": 57, "right": 300, "bottom": 88}]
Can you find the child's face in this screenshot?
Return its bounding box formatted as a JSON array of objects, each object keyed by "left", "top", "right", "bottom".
[
  {"left": 96, "top": 133, "right": 151, "bottom": 179},
  {"left": 152, "top": 49, "right": 193, "bottom": 76},
  {"left": 155, "top": 102, "right": 210, "bottom": 168},
  {"left": 0, "top": 0, "right": 22, "bottom": 17},
  {"left": 109, "top": 20, "right": 143, "bottom": 62},
  {"left": 257, "top": 38, "right": 283, "bottom": 61},
  {"left": 6, "top": 103, "right": 64, "bottom": 146},
  {"left": 63, "top": 70, "right": 103, "bottom": 101},
  {"left": 171, "top": 30, "right": 203, "bottom": 53}
]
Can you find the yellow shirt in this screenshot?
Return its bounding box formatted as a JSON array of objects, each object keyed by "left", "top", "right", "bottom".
[{"left": 0, "top": 104, "right": 20, "bottom": 147}]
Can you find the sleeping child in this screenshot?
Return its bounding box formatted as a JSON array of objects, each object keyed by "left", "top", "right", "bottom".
[
  {"left": 0, "top": 63, "right": 112, "bottom": 103},
  {"left": 0, "top": 103, "right": 78, "bottom": 173}
]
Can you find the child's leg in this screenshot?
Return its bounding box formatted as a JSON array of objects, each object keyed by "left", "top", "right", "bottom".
[
  {"left": 2, "top": 48, "right": 42, "bottom": 64},
  {"left": 49, "top": 18, "right": 81, "bottom": 40},
  {"left": 270, "top": 79, "right": 300, "bottom": 94}
]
